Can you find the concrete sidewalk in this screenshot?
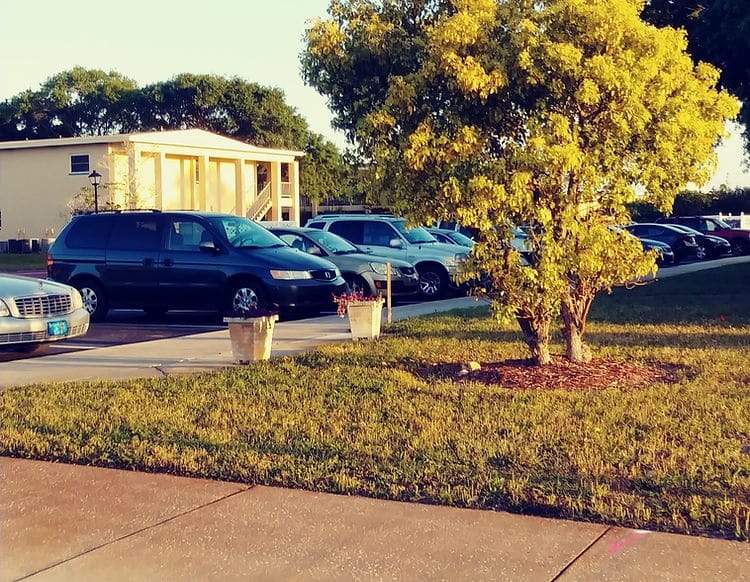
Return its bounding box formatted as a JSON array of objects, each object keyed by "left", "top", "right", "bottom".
[
  {"left": 3, "top": 458, "right": 748, "bottom": 581},
  {"left": 2, "top": 269, "right": 749, "bottom": 580}
]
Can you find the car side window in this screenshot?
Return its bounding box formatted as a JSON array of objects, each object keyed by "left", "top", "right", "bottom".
[
  {"left": 363, "top": 222, "right": 396, "bottom": 246},
  {"left": 329, "top": 221, "right": 364, "bottom": 244},
  {"left": 166, "top": 219, "right": 208, "bottom": 251},
  {"left": 108, "top": 216, "right": 162, "bottom": 251}
]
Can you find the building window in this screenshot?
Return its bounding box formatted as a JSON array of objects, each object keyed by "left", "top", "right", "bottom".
[{"left": 70, "top": 154, "right": 90, "bottom": 174}]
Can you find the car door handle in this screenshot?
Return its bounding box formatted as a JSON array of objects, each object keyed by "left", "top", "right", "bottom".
[
  {"left": 163, "top": 258, "right": 174, "bottom": 267},
  {"left": 143, "top": 258, "right": 154, "bottom": 267}
]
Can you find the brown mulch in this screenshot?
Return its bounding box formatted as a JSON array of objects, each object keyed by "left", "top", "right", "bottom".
[{"left": 416, "top": 356, "right": 680, "bottom": 391}]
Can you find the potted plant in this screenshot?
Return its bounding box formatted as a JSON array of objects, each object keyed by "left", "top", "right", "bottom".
[
  {"left": 334, "top": 291, "right": 385, "bottom": 340},
  {"left": 222, "top": 303, "right": 279, "bottom": 363}
]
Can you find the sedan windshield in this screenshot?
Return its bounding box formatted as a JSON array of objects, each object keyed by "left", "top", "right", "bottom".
[
  {"left": 306, "top": 230, "right": 360, "bottom": 254},
  {"left": 211, "top": 217, "right": 286, "bottom": 249},
  {"left": 392, "top": 219, "right": 437, "bottom": 243}
]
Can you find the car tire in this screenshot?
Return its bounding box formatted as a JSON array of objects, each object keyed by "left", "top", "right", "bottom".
[
  {"left": 226, "top": 279, "right": 267, "bottom": 317},
  {"left": 76, "top": 280, "right": 108, "bottom": 322},
  {"left": 417, "top": 264, "right": 448, "bottom": 300},
  {"left": 730, "top": 238, "right": 749, "bottom": 256},
  {"left": 695, "top": 245, "right": 708, "bottom": 260}
]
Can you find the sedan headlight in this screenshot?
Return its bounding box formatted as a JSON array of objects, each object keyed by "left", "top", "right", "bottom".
[
  {"left": 369, "top": 262, "right": 389, "bottom": 275},
  {"left": 70, "top": 288, "right": 84, "bottom": 310},
  {"left": 270, "top": 270, "right": 313, "bottom": 280},
  {"left": 0, "top": 299, "right": 10, "bottom": 317}
]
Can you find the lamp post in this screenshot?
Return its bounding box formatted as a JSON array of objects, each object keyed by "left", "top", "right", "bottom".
[{"left": 88, "top": 170, "right": 102, "bottom": 213}]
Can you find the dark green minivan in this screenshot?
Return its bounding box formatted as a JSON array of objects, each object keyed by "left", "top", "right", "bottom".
[{"left": 47, "top": 211, "right": 346, "bottom": 321}]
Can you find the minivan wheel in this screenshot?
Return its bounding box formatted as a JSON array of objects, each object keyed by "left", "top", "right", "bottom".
[
  {"left": 226, "top": 280, "right": 266, "bottom": 317},
  {"left": 417, "top": 266, "right": 447, "bottom": 300},
  {"left": 77, "top": 280, "right": 108, "bottom": 322}
]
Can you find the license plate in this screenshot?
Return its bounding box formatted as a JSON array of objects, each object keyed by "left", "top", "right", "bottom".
[{"left": 47, "top": 320, "right": 69, "bottom": 337}]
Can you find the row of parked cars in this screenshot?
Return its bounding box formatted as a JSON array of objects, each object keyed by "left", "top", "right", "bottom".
[
  {"left": 2, "top": 211, "right": 746, "bottom": 352},
  {"left": 624, "top": 216, "right": 749, "bottom": 265},
  {"left": 36, "top": 210, "right": 470, "bottom": 325}
]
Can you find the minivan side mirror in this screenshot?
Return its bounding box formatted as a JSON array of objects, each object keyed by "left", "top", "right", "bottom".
[
  {"left": 199, "top": 241, "right": 218, "bottom": 253},
  {"left": 389, "top": 238, "right": 403, "bottom": 248}
]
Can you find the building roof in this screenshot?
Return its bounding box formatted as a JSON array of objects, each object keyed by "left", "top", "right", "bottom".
[{"left": 0, "top": 129, "right": 305, "bottom": 157}]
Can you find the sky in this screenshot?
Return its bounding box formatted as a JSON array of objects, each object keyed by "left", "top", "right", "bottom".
[{"left": 1, "top": 0, "right": 748, "bottom": 190}]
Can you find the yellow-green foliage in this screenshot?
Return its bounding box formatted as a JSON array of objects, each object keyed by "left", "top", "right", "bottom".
[{"left": 302, "top": 0, "right": 739, "bottom": 359}]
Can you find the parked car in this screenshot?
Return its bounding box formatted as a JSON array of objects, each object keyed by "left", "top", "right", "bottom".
[
  {"left": 47, "top": 211, "right": 347, "bottom": 321},
  {"left": 432, "top": 219, "right": 530, "bottom": 253},
  {"left": 623, "top": 223, "right": 700, "bottom": 263},
  {"left": 425, "top": 227, "right": 474, "bottom": 247},
  {"left": 0, "top": 273, "right": 90, "bottom": 352},
  {"left": 304, "top": 214, "right": 469, "bottom": 299},
  {"left": 665, "top": 224, "right": 731, "bottom": 259},
  {"left": 656, "top": 216, "right": 750, "bottom": 256},
  {"left": 266, "top": 226, "right": 420, "bottom": 300},
  {"left": 638, "top": 237, "right": 675, "bottom": 266}
]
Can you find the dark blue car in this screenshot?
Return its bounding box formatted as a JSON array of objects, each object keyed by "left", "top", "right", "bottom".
[{"left": 48, "top": 211, "right": 347, "bottom": 321}]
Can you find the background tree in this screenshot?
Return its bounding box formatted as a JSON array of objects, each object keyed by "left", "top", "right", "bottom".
[
  {"left": 642, "top": 0, "right": 750, "bottom": 154},
  {"left": 0, "top": 69, "right": 349, "bottom": 203},
  {"left": 303, "top": 0, "right": 738, "bottom": 364}
]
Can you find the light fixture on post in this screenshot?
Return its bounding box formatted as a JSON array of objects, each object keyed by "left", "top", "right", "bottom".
[{"left": 88, "top": 170, "right": 102, "bottom": 213}]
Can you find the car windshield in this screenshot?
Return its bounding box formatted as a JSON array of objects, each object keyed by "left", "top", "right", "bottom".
[
  {"left": 211, "top": 217, "right": 286, "bottom": 249},
  {"left": 448, "top": 231, "right": 475, "bottom": 245},
  {"left": 711, "top": 217, "right": 732, "bottom": 229},
  {"left": 670, "top": 224, "right": 699, "bottom": 235},
  {"left": 306, "top": 230, "right": 360, "bottom": 254},
  {"left": 392, "top": 219, "right": 437, "bottom": 243}
]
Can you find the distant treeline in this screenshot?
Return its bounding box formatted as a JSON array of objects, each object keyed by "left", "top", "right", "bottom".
[{"left": 630, "top": 187, "right": 750, "bottom": 221}]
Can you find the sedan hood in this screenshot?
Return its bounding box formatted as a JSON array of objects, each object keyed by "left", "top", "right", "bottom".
[{"left": 0, "top": 273, "right": 75, "bottom": 296}]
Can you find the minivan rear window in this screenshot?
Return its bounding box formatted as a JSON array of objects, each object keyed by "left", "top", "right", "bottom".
[{"left": 64, "top": 216, "right": 113, "bottom": 249}]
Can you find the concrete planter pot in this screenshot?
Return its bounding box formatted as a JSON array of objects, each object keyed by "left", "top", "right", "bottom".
[
  {"left": 346, "top": 299, "right": 384, "bottom": 340},
  {"left": 223, "top": 315, "right": 278, "bottom": 363}
]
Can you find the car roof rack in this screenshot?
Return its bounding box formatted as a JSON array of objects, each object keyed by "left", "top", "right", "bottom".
[{"left": 80, "top": 208, "right": 163, "bottom": 215}]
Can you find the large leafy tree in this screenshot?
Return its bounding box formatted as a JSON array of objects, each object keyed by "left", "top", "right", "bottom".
[
  {"left": 0, "top": 69, "right": 347, "bottom": 203},
  {"left": 302, "top": 0, "right": 738, "bottom": 364},
  {"left": 642, "top": 0, "right": 750, "bottom": 153}
]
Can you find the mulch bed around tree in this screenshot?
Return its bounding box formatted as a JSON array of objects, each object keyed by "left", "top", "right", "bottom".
[{"left": 417, "top": 357, "right": 680, "bottom": 391}]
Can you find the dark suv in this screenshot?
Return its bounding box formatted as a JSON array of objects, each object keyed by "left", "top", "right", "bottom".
[
  {"left": 47, "top": 211, "right": 347, "bottom": 321},
  {"left": 656, "top": 216, "right": 750, "bottom": 256}
]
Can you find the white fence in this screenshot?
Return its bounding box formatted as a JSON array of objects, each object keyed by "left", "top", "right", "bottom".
[{"left": 712, "top": 213, "right": 750, "bottom": 229}]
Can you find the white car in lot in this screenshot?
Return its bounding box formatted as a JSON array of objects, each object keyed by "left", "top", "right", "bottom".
[{"left": 0, "top": 273, "right": 90, "bottom": 352}]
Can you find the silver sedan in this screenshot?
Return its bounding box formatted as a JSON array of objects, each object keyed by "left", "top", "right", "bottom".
[{"left": 0, "top": 273, "right": 90, "bottom": 352}]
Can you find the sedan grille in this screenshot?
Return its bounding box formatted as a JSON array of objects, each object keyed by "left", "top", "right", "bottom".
[
  {"left": 310, "top": 269, "right": 338, "bottom": 281},
  {"left": 14, "top": 294, "right": 72, "bottom": 318}
]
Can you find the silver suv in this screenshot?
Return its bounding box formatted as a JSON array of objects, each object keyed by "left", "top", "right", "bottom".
[{"left": 304, "top": 214, "right": 468, "bottom": 299}]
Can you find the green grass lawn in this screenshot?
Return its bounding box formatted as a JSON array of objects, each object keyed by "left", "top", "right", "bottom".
[
  {"left": 1, "top": 263, "right": 749, "bottom": 540},
  {"left": 0, "top": 253, "right": 47, "bottom": 271}
]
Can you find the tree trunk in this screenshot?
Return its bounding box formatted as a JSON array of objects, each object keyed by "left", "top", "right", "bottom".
[
  {"left": 561, "top": 299, "right": 592, "bottom": 363},
  {"left": 517, "top": 315, "right": 552, "bottom": 365}
]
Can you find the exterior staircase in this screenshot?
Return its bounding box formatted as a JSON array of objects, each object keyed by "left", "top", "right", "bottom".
[{"left": 246, "top": 183, "right": 272, "bottom": 222}]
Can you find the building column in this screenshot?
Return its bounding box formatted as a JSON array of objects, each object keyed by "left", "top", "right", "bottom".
[
  {"left": 197, "top": 155, "right": 210, "bottom": 210},
  {"left": 235, "top": 159, "right": 245, "bottom": 217},
  {"left": 290, "top": 159, "right": 300, "bottom": 226},
  {"left": 270, "top": 160, "right": 282, "bottom": 221},
  {"left": 155, "top": 151, "right": 165, "bottom": 209}
]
